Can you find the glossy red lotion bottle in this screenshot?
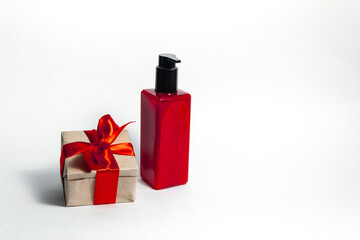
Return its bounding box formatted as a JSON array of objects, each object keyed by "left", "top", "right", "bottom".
[{"left": 141, "top": 54, "right": 191, "bottom": 190}]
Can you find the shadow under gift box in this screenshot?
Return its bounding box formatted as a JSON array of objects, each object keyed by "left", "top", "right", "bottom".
[{"left": 61, "top": 130, "right": 138, "bottom": 207}]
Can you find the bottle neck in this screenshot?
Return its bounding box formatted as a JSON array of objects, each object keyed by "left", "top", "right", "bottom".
[{"left": 155, "top": 67, "right": 178, "bottom": 93}]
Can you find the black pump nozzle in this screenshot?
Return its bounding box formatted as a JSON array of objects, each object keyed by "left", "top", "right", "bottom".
[
  {"left": 156, "top": 54, "right": 181, "bottom": 93},
  {"left": 158, "top": 54, "right": 181, "bottom": 69}
]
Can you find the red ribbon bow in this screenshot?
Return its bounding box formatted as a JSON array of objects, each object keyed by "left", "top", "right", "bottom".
[{"left": 60, "top": 114, "right": 135, "bottom": 205}]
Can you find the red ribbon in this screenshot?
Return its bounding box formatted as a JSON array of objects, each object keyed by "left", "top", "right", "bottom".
[{"left": 60, "top": 114, "right": 135, "bottom": 205}]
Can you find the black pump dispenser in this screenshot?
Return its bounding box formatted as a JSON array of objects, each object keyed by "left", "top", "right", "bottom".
[{"left": 155, "top": 54, "right": 181, "bottom": 93}]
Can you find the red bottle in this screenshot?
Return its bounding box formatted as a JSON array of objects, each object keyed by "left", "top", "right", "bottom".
[{"left": 141, "top": 54, "right": 191, "bottom": 190}]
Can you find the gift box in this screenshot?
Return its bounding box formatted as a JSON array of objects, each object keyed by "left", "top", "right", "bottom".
[{"left": 60, "top": 115, "right": 138, "bottom": 207}]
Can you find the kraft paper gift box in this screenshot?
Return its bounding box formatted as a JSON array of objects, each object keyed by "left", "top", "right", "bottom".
[{"left": 61, "top": 129, "right": 138, "bottom": 207}]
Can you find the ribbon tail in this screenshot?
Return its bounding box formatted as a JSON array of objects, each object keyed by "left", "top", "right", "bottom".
[
  {"left": 104, "top": 120, "right": 135, "bottom": 145},
  {"left": 94, "top": 170, "right": 119, "bottom": 205},
  {"left": 116, "top": 121, "right": 135, "bottom": 137},
  {"left": 60, "top": 147, "right": 65, "bottom": 184},
  {"left": 92, "top": 149, "right": 119, "bottom": 204}
]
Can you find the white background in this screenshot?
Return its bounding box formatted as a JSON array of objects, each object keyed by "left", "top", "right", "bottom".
[{"left": 1, "top": 0, "right": 360, "bottom": 239}]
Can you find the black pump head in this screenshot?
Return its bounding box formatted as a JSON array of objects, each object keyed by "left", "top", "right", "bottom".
[
  {"left": 158, "top": 54, "right": 181, "bottom": 69},
  {"left": 155, "top": 54, "right": 181, "bottom": 93}
]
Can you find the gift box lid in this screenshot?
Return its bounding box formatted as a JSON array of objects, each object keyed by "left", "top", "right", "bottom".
[{"left": 61, "top": 130, "right": 138, "bottom": 180}]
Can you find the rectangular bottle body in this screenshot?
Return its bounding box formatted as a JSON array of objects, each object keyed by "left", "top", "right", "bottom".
[{"left": 141, "top": 89, "right": 191, "bottom": 189}]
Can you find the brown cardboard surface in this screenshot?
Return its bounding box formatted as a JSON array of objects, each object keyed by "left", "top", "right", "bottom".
[
  {"left": 61, "top": 129, "right": 138, "bottom": 207},
  {"left": 64, "top": 176, "right": 137, "bottom": 206}
]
